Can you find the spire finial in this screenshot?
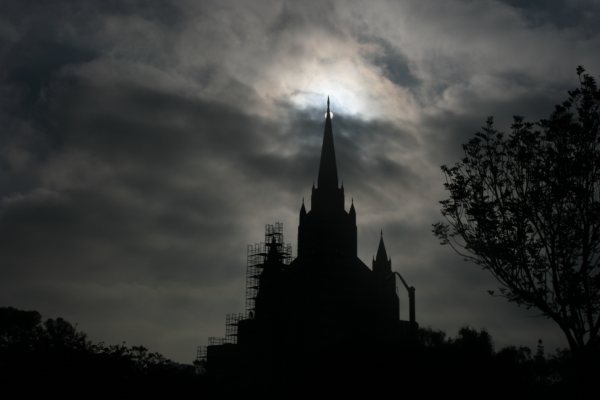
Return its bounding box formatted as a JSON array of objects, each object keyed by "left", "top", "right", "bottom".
[
  {"left": 381, "top": 229, "right": 383, "bottom": 237},
  {"left": 327, "top": 96, "right": 330, "bottom": 114}
]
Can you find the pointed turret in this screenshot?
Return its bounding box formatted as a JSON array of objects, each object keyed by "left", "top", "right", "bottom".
[
  {"left": 317, "top": 97, "right": 339, "bottom": 190},
  {"left": 373, "top": 230, "right": 392, "bottom": 275},
  {"left": 375, "top": 231, "right": 389, "bottom": 263},
  {"left": 372, "top": 231, "right": 400, "bottom": 323}
]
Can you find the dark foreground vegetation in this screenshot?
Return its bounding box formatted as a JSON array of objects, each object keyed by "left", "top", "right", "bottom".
[
  {"left": 1, "top": 306, "right": 578, "bottom": 397},
  {"left": 0, "top": 307, "right": 200, "bottom": 394}
]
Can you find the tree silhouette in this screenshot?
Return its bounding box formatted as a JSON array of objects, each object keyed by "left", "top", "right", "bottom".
[
  {"left": 0, "top": 307, "right": 43, "bottom": 348},
  {"left": 433, "top": 67, "right": 600, "bottom": 385},
  {"left": 0, "top": 307, "right": 198, "bottom": 393}
]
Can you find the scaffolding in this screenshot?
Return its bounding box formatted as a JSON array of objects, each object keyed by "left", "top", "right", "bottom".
[
  {"left": 245, "top": 242, "right": 264, "bottom": 317},
  {"left": 196, "top": 345, "right": 207, "bottom": 361},
  {"left": 225, "top": 313, "right": 244, "bottom": 344},
  {"left": 198, "top": 222, "right": 292, "bottom": 359},
  {"left": 245, "top": 222, "right": 292, "bottom": 317},
  {"left": 266, "top": 222, "right": 293, "bottom": 265},
  {"left": 206, "top": 313, "right": 244, "bottom": 347},
  {"left": 208, "top": 337, "right": 226, "bottom": 346},
  {"left": 194, "top": 345, "right": 207, "bottom": 375}
]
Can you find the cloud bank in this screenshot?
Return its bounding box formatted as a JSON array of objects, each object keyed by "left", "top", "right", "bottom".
[{"left": 1, "top": 0, "right": 599, "bottom": 362}]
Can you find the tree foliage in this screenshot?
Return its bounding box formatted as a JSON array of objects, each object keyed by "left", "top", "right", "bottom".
[
  {"left": 433, "top": 67, "right": 600, "bottom": 362},
  {"left": 0, "top": 306, "right": 196, "bottom": 390}
]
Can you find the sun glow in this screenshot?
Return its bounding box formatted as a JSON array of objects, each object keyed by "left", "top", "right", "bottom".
[
  {"left": 288, "top": 72, "right": 368, "bottom": 117},
  {"left": 278, "top": 58, "right": 415, "bottom": 122},
  {"left": 257, "top": 35, "right": 418, "bottom": 122}
]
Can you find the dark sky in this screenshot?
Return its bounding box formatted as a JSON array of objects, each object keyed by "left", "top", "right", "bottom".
[{"left": 1, "top": 0, "right": 599, "bottom": 363}]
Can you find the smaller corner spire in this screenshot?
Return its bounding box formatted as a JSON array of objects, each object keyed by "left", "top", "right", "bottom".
[{"left": 376, "top": 231, "right": 389, "bottom": 263}]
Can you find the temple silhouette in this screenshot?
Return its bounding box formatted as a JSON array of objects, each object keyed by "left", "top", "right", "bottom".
[{"left": 199, "top": 98, "right": 417, "bottom": 392}]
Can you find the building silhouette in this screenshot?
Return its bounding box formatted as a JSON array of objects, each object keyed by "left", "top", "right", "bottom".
[{"left": 200, "top": 98, "right": 416, "bottom": 392}]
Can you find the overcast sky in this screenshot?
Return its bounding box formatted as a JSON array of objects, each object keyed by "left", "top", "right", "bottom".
[{"left": 2, "top": 0, "right": 600, "bottom": 363}]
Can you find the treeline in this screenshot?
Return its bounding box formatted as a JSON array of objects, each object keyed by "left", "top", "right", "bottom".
[
  {"left": 408, "top": 326, "right": 575, "bottom": 396},
  {"left": 283, "top": 326, "right": 577, "bottom": 397},
  {"left": 1, "top": 306, "right": 576, "bottom": 395},
  {"left": 0, "top": 307, "right": 201, "bottom": 393}
]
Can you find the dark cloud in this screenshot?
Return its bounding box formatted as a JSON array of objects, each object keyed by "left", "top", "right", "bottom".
[
  {"left": 268, "top": 0, "right": 343, "bottom": 36},
  {"left": 358, "top": 35, "right": 421, "bottom": 88},
  {"left": 498, "top": 0, "right": 600, "bottom": 32}
]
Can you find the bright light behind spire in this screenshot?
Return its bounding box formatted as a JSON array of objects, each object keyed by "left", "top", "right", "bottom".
[{"left": 274, "top": 48, "right": 375, "bottom": 118}]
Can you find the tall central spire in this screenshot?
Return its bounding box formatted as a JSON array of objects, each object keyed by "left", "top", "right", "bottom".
[
  {"left": 317, "top": 96, "right": 339, "bottom": 190},
  {"left": 298, "top": 97, "right": 356, "bottom": 258}
]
